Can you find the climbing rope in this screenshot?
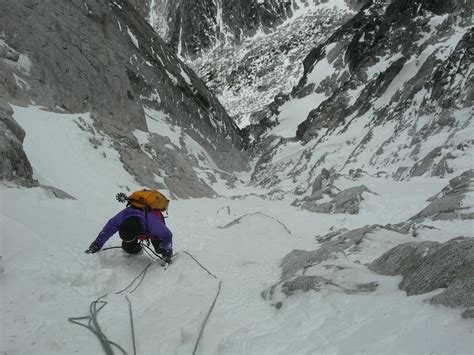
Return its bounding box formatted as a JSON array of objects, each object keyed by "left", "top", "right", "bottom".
[
  {"left": 182, "top": 251, "right": 218, "bottom": 279},
  {"left": 79, "top": 246, "right": 222, "bottom": 355},
  {"left": 68, "top": 263, "right": 153, "bottom": 355},
  {"left": 182, "top": 251, "right": 222, "bottom": 355},
  {"left": 125, "top": 296, "right": 137, "bottom": 355},
  {"left": 139, "top": 242, "right": 164, "bottom": 261}
]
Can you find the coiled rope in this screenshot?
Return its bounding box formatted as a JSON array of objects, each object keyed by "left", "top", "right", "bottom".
[
  {"left": 74, "top": 245, "right": 222, "bottom": 355},
  {"left": 68, "top": 262, "right": 153, "bottom": 355}
]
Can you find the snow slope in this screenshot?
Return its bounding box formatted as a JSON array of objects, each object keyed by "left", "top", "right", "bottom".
[{"left": 1, "top": 107, "right": 473, "bottom": 354}]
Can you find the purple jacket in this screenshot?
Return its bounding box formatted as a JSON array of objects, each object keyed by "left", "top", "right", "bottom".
[{"left": 94, "top": 207, "right": 173, "bottom": 251}]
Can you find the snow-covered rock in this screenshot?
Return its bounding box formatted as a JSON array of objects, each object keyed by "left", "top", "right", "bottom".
[
  {"left": 296, "top": 184, "right": 373, "bottom": 214},
  {"left": 246, "top": 0, "right": 473, "bottom": 193},
  {"left": 370, "top": 236, "right": 474, "bottom": 313},
  {"left": 411, "top": 170, "right": 474, "bottom": 220},
  {"left": 130, "top": 0, "right": 359, "bottom": 59}
]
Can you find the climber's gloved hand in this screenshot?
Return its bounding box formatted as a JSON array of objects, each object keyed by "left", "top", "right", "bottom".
[
  {"left": 85, "top": 242, "right": 101, "bottom": 254},
  {"left": 157, "top": 248, "right": 173, "bottom": 263}
]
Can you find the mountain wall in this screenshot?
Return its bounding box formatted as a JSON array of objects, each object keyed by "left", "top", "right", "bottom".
[
  {"left": 188, "top": 1, "right": 361, "bottom": 128},
  {"left": 248, "top": 0, "right": 473, "bottom": 194},
  {"left": 0, "top": 0, "right": 248, "bottom": 197},
  {"left": 130, "top": 0, "right": 296, "bottom": 58}
]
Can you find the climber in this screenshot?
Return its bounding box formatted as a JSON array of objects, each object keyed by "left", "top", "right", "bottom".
[{"left": 85, "top": 190, "right": 173, "bottom": 263}]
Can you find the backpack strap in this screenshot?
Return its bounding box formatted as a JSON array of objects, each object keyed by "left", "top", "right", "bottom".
[{"left": 143, "top": 203, "right": 150, "bottom": 234}]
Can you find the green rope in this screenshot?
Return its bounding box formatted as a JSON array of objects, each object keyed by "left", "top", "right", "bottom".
[
  {"left": 182, "top": 251, "right": 218, "bottom": 280},
  {"left": 68, "top": 263, "right": 153, "bottom": 354},
  {"left": 183, "top": 251, "right": 222, "bottom": 355},
  {"left": 192, "top": 280, "right": 222, "bottom": 355},
  {"left": 125, "top": 296, "right": 137, "bottom": 355},
  {"left": 75, "top": 247, "right": 222, "bottom": 355},
  {"left": 115, "top": 263, "right": 153, "bottom": 294}
]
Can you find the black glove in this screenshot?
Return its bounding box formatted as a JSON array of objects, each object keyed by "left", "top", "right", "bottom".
[
  {"left": 156, "top": 248, "right": 173, "bottom": 263},
  {"left": 85, "top": 242, "right": 101, "bottom": 254}
]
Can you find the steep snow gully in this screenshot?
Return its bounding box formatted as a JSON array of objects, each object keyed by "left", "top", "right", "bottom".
[
  {"left": 1, "top": 0, "right": 474, "bottom": 355},
  {"left": 1, "top": 105, "right": 473, "bottom": 354}
]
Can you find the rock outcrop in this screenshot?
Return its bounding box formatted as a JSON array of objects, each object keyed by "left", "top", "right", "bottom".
[
  {"left": 297, "top": 184, "right": 372, "bottom": 214},
  {"left": 0, "top": 98, "right": 37, "bottom": 187},
  {"left": 262, "top": 224, "right": 389, "bottom": 307},
  {"left": 370, "top": 237, "right": 474, "bottom": 312},
  {"left": 0, "top": 0, "right": 248, "bottom": 196},
  {"left": 411, "top": 170, "right": 474, "bottom": 221}
]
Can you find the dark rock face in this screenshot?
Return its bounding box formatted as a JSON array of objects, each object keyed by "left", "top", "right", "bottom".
[
  {"left": 130, "top": 0, "right": 294, "bottom": 58},
  {"left": 0, "top": 0, "right": 248, "bottom": 196},
  {"left": 370, "top": 237, "right": 474, "bottom": 309},
  {"left": 0, "top": 98, "right": 37, "bottom": 187}
]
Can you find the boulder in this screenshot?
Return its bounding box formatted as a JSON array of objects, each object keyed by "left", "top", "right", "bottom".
[
  {"left": 411, "top": 170, "right": 474, "bottom": 220},
  {"left": 369, "top": 241, "right": 442, "bottom": 276},
  {"left": 370, "top": 237, "right": 474, "bottom": 309},
  {"left": 0, "top": 99, "right": 37, "bottom": 187},
  {"left": 430, "top": 277, "right": 474, "bottom": 308}
]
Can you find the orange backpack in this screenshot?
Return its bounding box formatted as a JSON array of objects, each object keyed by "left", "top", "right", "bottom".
[{"left": 117, "top": 189, "right": 169, "bottom": 211}]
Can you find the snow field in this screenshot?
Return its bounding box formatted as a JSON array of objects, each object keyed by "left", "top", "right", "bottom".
[{"left": 2, "top": 185, "right": 473, "bottom": 354}]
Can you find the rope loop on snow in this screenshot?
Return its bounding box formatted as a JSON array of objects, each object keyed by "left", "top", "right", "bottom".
[
  {"left": 75, "top": 246, "right": 221, "bottom": 355},
  {"left": 68, "top": 262, "right": 153, "bottom": 354}
]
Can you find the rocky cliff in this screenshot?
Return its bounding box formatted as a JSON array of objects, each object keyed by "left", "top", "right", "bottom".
[
  {"left": 130, "top": 0, "right": 297, "bottom": 58},
  {"left": 0, "top": 0, "right": 248, "bottom": 197},
  {"left": 248, "top": 0, "right": 472, "bottom": 193},
  {"left": 133, "top": 1, "right": 367, "bottom": 127}
]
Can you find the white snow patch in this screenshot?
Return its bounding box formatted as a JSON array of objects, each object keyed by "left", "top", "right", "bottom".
[
  {"left": 12, "top": 105, "right": 141, "bottom": 201},
  {"left": 179, "top": 66, "right": 192, "bottom": 86},
  {"left": 127, "top": 27, "right": 140, "bottom": 49},
  {"left": 269, "top": 93, "right": 325, "bottom": 138},
  {"left": 140, "top": 88, "right": 161, "bottom": 103},
  {"left": 165, "top": 70, "right": 178, "bottom": 85},
  {"left": 144, "top": 107, "right": 182, "bottom": 147},
  {"left": 16, "top": 54, "right": 32, "bottom": 74},
  {"left": 13, "top": 73, "right": 30, "bottom": 90}
]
